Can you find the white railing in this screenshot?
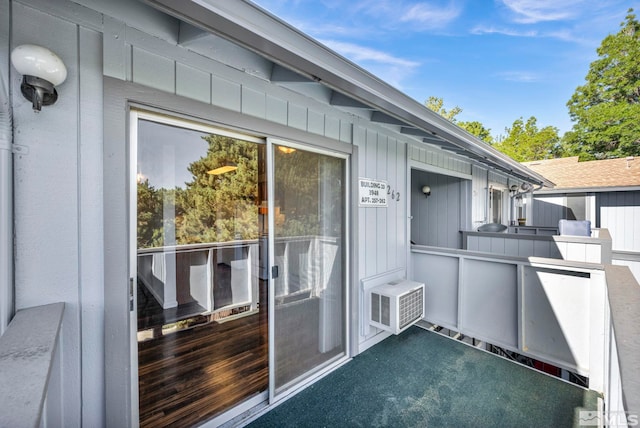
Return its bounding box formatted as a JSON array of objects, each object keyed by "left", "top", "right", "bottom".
[
  {"left": 137, "top": 236, "right": 340, "bottom": 314},
  {"left": 411, "top": 245, "right": 638, "bottom": 426},
  {"left": 462, "top": 228, "right": 612, "bottom": 264},
  {"left": 0, "top": 303, "right": 64, "bottom": 428}
]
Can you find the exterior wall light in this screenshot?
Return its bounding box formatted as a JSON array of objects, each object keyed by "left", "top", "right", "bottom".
[
  {"left": 10, "top": 44, "right": 67, "bottom": 112},
  {"left": 421, "top": 185, "right": 431, "bottom": 198}
]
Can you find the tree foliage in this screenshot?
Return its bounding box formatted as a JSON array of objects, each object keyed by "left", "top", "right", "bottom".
[
  {"left": 425, "top": 96, "right": 462, "bottom": 122},
  {"left": 137, "top": 135, "right": 261, "bottom": 248},
  {"left": 458, "top": 120, "right": 494, "bottom": 144},
  {"left": 493, "top": 117, "right": 561, "bottom": 162},
  {"left": 425, "top": 96, "right": 493, "bottom": 143},
  {"left": 564, "top": 9, "right": 640, "bottom": 159},
  {"left": 136, "top": 135, "right": 343, "bottom": 249}
]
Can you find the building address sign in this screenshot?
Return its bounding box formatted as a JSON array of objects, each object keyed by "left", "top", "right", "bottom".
[{"left": 359, "top": 178, "right": 388, "bottom": 207}]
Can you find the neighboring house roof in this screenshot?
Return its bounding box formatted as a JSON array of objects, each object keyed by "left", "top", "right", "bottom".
[
  {"left": 147, "top": 0, "right": 554, "bottom": 188},
  {"left": 523, "top": 156, "right": 640, "bottom": 192}
]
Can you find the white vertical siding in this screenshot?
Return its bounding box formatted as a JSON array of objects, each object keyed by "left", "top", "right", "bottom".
[
  {"left": 411, "top": 170, "right": 463, "bottom": 249},
  {"left": 10, "top": 2, "right": 95, "bottom": 427},
  {"left": 472, "top": 165, "right": 488, "bottom": 225},
  {"left": 532, "top": 194, "right": 565, "bottom": 227},
  {"left": 599, "top": 191, "right": 640, "bottom": 252},
  {"left": 355, "top": 126, "right": 407, "bottom": 279}
]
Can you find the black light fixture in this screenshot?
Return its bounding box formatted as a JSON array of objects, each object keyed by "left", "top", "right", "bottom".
[
  {"left": 10, "top": 44, "right": 67, "bottom": 112},
  {"left": 421, "top": 185, "right": 431, "bottom": 198}
]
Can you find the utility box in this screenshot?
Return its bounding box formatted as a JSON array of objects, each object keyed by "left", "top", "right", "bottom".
[{"left": 368, "top": 279, "right": 425, "bottom": 335}]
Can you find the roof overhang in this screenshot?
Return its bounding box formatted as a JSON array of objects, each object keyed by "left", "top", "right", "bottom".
[
  {"left": 143, "top": 0, "right": 555, "bottom": 188},
  {"left": 535, "top": 185, "right": 640, "bottom": 194}
]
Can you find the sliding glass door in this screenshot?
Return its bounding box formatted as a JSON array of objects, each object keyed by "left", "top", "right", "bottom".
[
  {"left": 133, "top": 112, "right": 268, "bottom": 427},
  {"left": 271, "top": 142, "right": 348, "bottom": 395},
  {"left": 131, "top": 111, "right": 349, "bottom": 425}
]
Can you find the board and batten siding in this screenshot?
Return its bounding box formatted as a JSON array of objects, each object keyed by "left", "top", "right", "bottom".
[
  {"left": 411, "top": 169, "right": 464, "bottom": 249},
  {"left": 598, "top": 191, "right": 640, "bottom": 252},
  {"left": 472, "top": 165, "right": 489, "bottom": 225},
  {"left": 355, "top": 126, "right": 407, "bottom": 279},
  {"left": 598, "top": 191, "right": 640, "bottom": 283},
  {"left": 103, "top": 18, "right": 354, "bottom": 144},
  {"left": 6, "top": 1, "right": 105, "bottom": 426}
]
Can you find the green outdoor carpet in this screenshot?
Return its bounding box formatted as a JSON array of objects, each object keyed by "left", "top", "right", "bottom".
[{"left": 248, "top": 326, "right": 598, "bottom": 427}]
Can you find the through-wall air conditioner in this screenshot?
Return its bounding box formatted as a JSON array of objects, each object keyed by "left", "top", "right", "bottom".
[{"left": 368, "top": 280, "right": 425, "bottom": 335}]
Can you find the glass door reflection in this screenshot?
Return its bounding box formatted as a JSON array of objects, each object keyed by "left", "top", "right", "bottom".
[
  {"left": 272, "top": 143, "right": 347, "bottom": 394},
  {"left": 134, "top": 114, "right": 268, "bottom": 427}
]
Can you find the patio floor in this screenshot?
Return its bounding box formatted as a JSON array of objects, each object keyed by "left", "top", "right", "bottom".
[{"left": 247, "top": 326, "right": 598, "bottom": 427}]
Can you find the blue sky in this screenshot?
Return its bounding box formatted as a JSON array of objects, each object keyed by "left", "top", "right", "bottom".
[{"left": 251, "top": 0, "right": 638, "bottom": 139}]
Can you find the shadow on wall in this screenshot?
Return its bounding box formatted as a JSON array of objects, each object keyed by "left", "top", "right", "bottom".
[
  {"left": 532, "top": 195, "right": 584, "bottom": 227},
  {"left": 410, "top": 169, "right": 467, "bottom": 249}
]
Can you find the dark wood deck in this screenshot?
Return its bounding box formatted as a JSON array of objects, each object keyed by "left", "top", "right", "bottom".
[{"left": 137, "top": 282, "right": 268, "bottom": 428}]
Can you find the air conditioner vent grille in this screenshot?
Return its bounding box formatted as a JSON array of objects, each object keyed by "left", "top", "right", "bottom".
[
  {"left": 399, "top": 287, "right": 423, "bottom": 329},
  {"left": 367, "top": 280, "right": 425, "bottom": 335}
]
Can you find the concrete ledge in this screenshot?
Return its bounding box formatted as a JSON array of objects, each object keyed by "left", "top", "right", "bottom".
[
  {"left": 605, "top": 265, "right": 640, "bottom": 417},
  {"left": 0, "top": 302, "right": 64, "bottom": 428}
]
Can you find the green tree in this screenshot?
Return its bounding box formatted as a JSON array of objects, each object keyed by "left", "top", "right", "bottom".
[
  {"left": 137, "top": 179, "right": 163, "bottom": 248},
  {"left": 494, "top": 117, "right": 561, "bottom": 162},
  {"left": 565, "top": 9, "right": 640, "bottom": 159},
  {"left": 425, "top": 96, "right": 462, "bottom": 122},
  {"left": 176, "top": 135, "right": 260, "bottom": 244},
  {"left": 458, "top": 120, "right": 494, "bottom": 144},
  {"left": 425, "top": 96, "right": 493, "bottom": 143}
]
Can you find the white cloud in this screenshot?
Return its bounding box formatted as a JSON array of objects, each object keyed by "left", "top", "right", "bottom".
[
  {"left": 495, "top": 71, "right": 541, "bottom": 82},
  {"left": 320, "top": 40, "right": 420, "bottom": 68},
  {"left": 319, "top": 39, "right": 421, "bottom": 88},
  {"left": 501, "top": 0, "right": 586, "bottom": 23},
  {"left": 471, "top": 25, "right": 538, "bottom": 37},
  {"left": 399, "top": 2, "right": 462, "bottom": 28},
  {"left": 350, "top": 0, "right": 462, "bottom": 31}
]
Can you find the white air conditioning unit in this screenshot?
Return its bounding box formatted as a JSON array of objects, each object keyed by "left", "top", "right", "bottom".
[{"left": 368, "top": 279, "right": 425, "bottom": 335}]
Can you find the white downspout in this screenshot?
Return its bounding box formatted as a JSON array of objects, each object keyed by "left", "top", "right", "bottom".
[{"left": 0, "top": 72, "right": 13, "bottom": 335}]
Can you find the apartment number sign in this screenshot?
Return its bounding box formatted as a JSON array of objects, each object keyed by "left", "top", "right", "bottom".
[{"left": 359, "top": 178, "right": 388, "bottom": 207}]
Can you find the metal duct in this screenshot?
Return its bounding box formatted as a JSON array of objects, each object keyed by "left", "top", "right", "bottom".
[{"left": 0, "top": 71, "right": 14, "bottom": 335}]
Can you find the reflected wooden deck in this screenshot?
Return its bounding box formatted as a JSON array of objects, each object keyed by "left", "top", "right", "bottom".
[{"left": 137, "top": 284, "right": 268, "bottom": 427}]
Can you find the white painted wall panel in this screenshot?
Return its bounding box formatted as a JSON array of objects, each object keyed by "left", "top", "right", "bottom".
[
  {"left": 287, "top": 103, "right": 307, "bottom": 130},
  {"left": 411, "top": 170, "right": 463, "bottom": 249},
  {"left": 460, "top": 259, "right": 518, "bottom": 348},
  {"left": 132, "top": 47, "right": 175, "bottom": 93},
  {"left": 472, "top": 165, "right": 487, "bottom": 225},
  {"left": 533, "top": 195, "right": 565, "bottom": 227},
  {"left": 376, "top": 133, "right": 388, "bottom": 273},
  {"left": 325, "top": 116, "right": 340, "bottom": 141},
  {"left": 176, "top": 63, "right": 210, "bottom": 104},
  {"left": 386, "top": 138, "right": 398, "bottom": 269},
  {"left": 505, "top": 238, "right": 518, "bottom": 255},
  {"left": 522, "top": 266, "right": 591, "bottom": 373},
  {"left": 518, "top": 239, "right": 534, "bottom": 256},
  {"left": 78, "top": 26, "right": 106, "bottom": 428},
  {"left": 307, "top": 109, "right": 324, "bottom": 135},
  {"left": 211, "top": 75, "right": 241, "bottom": 111},
  {"left": 599, "top": 191, "right": 640, "bottom": 252},
  {"left": 241, "top": 85, "right": 266, "bottom": 118},
  {"left": 355, "top": 126, "right": 406, "bottom": 279},
  {"left": 266, "top": 95, "right": 287, "bottom": 125},
  {"left": 533, "top": 240, "right": 550, "bottom": 257},
  {"left": 339, "top": 120, "right": 351, "bottom": 143},
  {"left": 413, "top": 253, "right": 458, "bottom": 328},
  {"left": 12, "top": 3, "right": 82, "bottom": 425},
  {"left": 490, "top": 237, "right": 505, "bottom": 254}
]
